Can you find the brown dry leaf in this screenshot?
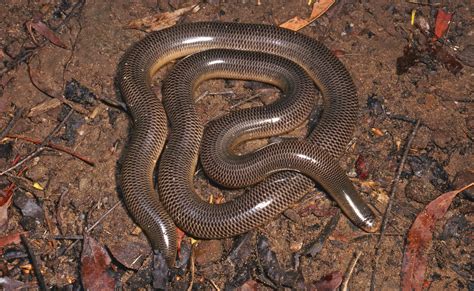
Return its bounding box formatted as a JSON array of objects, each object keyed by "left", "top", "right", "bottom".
[
  {"left": 26, "top": 20, "right": 67, "bottom": 49},
  {"left": 280, "top": 0, "right": 336, "bottom": 31},
  {"left": 401, "top": 182, "right": 474, "bottom": 291},
  {"left": 28, "top": 98, "right": 62, "bottom": 117},
  {"left": 312, "top": 271, "right": 343, "bottom": 291},
  {"left": 107, "top": 239, "right": 149, "bottom": 270},
  {"left": 128, "top": 4, "right": 200, "bottom": 32},
  {"left": 0, "top": 231, "right": 25, "bottom": 248},
  {"left": 0, "top": 187, "right": 14, "bottom": 232},
  {"left": 81, "top": 235, "right": 116, "bottom": 290}
]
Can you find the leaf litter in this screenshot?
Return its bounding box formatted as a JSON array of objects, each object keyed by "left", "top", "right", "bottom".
[{"left": 401, "top": 182, "right": 474, "bottom": 291}]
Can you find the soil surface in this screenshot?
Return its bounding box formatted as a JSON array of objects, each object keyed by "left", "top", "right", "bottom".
[{"left": 0, "top": 0, "right": 472, "bottom": 290}]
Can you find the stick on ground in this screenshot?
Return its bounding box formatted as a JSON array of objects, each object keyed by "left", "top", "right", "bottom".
[
  {"left": 369, "top": 120, "right": 421, "bottom": 291},
  {"left": 21, "top": 234, "right": 47, "bottom": 291}
]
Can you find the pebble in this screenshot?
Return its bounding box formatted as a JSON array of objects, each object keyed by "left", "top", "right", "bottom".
[
  {"left": 194, "top": 240, "right": 223, "bottom": 265},
  {"left": 457, "top": 44, "right": 474, "bottom": 67},
  {"left": 25, "top": 164, "right": 48, "bottom": 183},
  {"left": 411, "top": 126, "right": 431, "bottom": 150},
  {"left": 13, "top": 190, "right": 44, "bottom": 221},
  {"left": 107, "top": 240, "right": 149, "bottom": 270},
  {"left": 432, "top": 130, "right": 452, "bottom": 149},
  {"left": 405, "top": 176, "right": 441, "bottom": 204},
  {"left": 453, "top": 169, "right": 474, "bottom": 200},
  {"left": 79, "top": 178, "right": 92, "bottom": 192}
]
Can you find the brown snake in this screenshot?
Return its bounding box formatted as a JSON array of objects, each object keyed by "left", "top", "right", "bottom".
[{"left": 117, "top": 22, "right": 380, "bottom": 266}]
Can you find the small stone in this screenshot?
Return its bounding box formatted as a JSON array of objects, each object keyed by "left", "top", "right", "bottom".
[
  {"left": 289, "top": 240, "right": 303, "bottom": 252},
  {"left": 259, "top": 90, "right": 279, "bottom": 105},
  {"left": 194, "top": 240, "right": 222, "bottom": 265},
  {"left": 405, "top": 176, "right": 441, "bottom": 204},
  {"left": 25, "top": 164, "right": 48, "bottom": 182},
  {"left": 432, "top": 130, "right": 452, "bottom": 149},
  {"left": 283, "top": 209, "right": 302, "bottom": 224},
  {"left": 458, "top": 44, "right": 474, "bottom": 67},
  {"left": 108, "top": 240, "right": 150, "bottom": 270},
  {"left": 13, "top": 190, "right": 44, "bottom": 221},
  {"left": 131, "top": 226, "right": 142, "bottom": 236},
  {"left": 79, "top": 178, "right": 92, "bottom": 191},
  {"left": 453, "top": 170, "right": 474, "bottom": 200},
  {"left": 0, "top": 142, "right": 13, "bottom": 160},
  {"left": 411, "top": 127, "right": 431, "bottom": 150}
]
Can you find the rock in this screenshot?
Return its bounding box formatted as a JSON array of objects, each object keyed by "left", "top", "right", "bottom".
[
  {"left": 259, "top": 90, "right": 279, "bottom": 105},
  {"left": 194, "top": 240, "right": 222, "bottom": 265},
  {"left": 25, "top": 164, "right": 48, "bottom": 183},
  {"left": 453, "top": 169, "right": 474, "bottom": 200},
  {"left": 12, "top": 190, "right": 44, "bottom": 222},
  {"left": 79, "top": 178, "right": 92, "bottom": 192},
  {"left": 457, "top": 44, "right": 474, "bottom": 67},
  {"left": 411, "top": 126, "right": 431, "bottom": 150},
  {"left": 0, "top": 142, "right": 13, "bottom": 160},
  {"left": 108, "top": 240, "right": 150, "bottom": 270},
  {"left": 405, "top": 176, "right": 441, "bottom": 204},
  {"left": 432, "top": 130, "right": 452, "bottom": 149}
]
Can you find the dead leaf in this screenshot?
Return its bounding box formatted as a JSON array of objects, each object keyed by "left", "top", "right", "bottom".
[
  {"left": 128, "top": 5, "right": 200, "bottom": 32},
  {"left": 28, "top": 98, "right": 62, "bottom": 117},
  {"left": 312, "top": 271, "right": 343, "bottom": 291},
  {"left": 433, "top": 9, "right": 452, "bottom": 40},
  {"left": 81, "top": 235, "right": 116, "bottom": 291},
  {"left": 107, "top": 239, "right": 149, "bottom": 270},
  {"left": 280, "top": 0, "right": 335, "bottom": 31},
  {"left": 401, "top": 182, "right": 474, "bottom": 291},
  {"left": 0, "top": 232, "right": 25, "bottom": 249},
  {"left": 0, "top": 277, "right": 30, "bottom": 291},
  {"left": 0, "top": 186, "right": 14, "bottom": 232},
  {"left": 25, "top": 20, "right": 67, "bottom": 49},
  {"left": 280, "top": 16, "right": 310, "bottom": 31}
]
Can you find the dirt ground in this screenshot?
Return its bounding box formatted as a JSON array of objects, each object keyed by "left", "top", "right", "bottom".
[{"left": 0, "top": 0, "right": 472, "bottom": 290}]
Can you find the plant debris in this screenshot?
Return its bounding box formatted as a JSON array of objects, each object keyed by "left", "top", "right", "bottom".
[
  {"left": 280, "top": 0, "right": 335, "bottom": 31},
  {"left": 80, "top": 235, "right": 116, "bottom": 290},
  {"left": 127, "top": 4, "right": 200, "bottom": 32},
  {"left": 25, "top": 19, "right": 67, "bottom": 49},
  {"left": 401, "top": 183, "right": 474, "bottom": 291}
]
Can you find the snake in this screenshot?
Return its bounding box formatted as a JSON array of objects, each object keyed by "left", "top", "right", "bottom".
[{"left": 117, "top": 22, "right": 380, "bottom": 266}]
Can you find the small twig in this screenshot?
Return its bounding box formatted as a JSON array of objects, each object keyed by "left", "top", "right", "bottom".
[
  {"left": 27, "top": 61, "right": 89, "bottom": 115},
  {"left": 0, "top": 109, "right": 76, "bottom": 176},
  {"left": 301, "top": 210, "right": 340, "bottom": 257},
  {"left": 5, "top": 134, "right": 95, "bottom": 166},
  {"left": 20, "top": 234, "right": 47, "bottom": 291},
  {"left": 369, "top": 120, "right": 421, "bottom": 291},
  {"left": 97, "top": 96, "right": 128, "bottom": 112},
  {"left": 341, "top": 250, "right": 362, "bottom": 291},
  {"left": 85, "top": 201, "right": 121, "bottom": 233},
  {"left": 195, "top": 90, "right": 209, "bottom": 103},
  {"left": 229, "top": 92, "right": 261, "bottom": 109},
  {"left": 0, "top": 108, "right": 23, "bottom": 140},
  {"left": 187, "top": 244, "right": 196, "bottom": 291},
  {"left": 204, "top": 92, "right": 263, "bottom": 125},
  {"left": 208, "top": 278, "right": 220, "bottom": 291},
  {"left": 30, "top": 234, "right": 83, "bottom": 240},
  {"left": 44, "top": 108, "right": 74, "bottom": 144},
  {"left": 0, "top": 148, "right": 43, "bottom": 176},
  {"left": 61, "top": 201, "right": 121, "bottom": 255}
]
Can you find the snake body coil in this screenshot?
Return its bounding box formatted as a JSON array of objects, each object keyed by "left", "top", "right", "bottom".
[{"left": 118, "top": 22, "right": 380, "bottom": 266}]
